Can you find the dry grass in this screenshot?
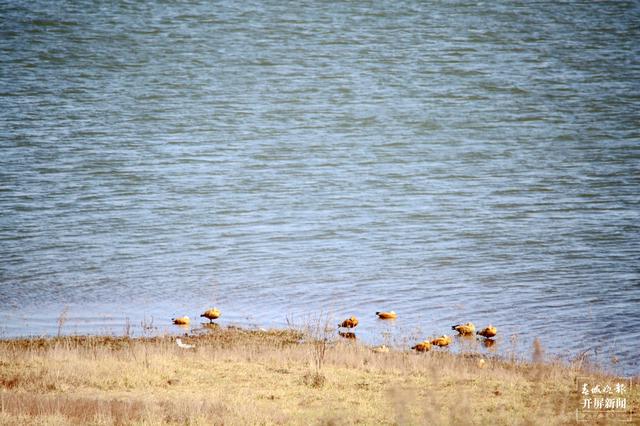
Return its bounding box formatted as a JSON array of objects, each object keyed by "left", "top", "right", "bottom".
[{"left": 0, "top": 326, "right": 637, "bottom": 425}]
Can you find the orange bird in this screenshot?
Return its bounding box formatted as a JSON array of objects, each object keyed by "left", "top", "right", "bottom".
[
  {"left": 200, "top": 308, "right": 221, "bottom": 323},
  {"left": 431, "top": 335, "right": 452, "bottom": 347},
  {"left": 338, "top": 316, "right": 359, "bottom": 330},
  {"left": 412, "top": 341, "right": 432, "bottom": 352},
  {"left": 172, "top": 316, "right": 190, "bottom": 326},
  {"left": 376, "top": 311, "right": 397, "bottom": 320},
  {"left": 452, "top": 322, "right": 475, "bottom": 335},
  {"left": 477, "top": 325, "right": 497, "bottom": 338}
]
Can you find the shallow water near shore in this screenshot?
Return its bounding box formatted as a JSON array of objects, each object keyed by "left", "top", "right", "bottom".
[{"left": 1, "top": 1, "right": 639, "bottom": 374}]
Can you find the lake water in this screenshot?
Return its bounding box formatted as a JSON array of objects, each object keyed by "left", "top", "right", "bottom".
[{"left": 1, "top": 0, "right": 639, "bottom": 375}]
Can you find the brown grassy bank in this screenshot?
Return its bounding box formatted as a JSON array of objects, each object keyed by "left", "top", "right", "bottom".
[{"left": 0, "top": 326, "right": 637, "bottom": 425}]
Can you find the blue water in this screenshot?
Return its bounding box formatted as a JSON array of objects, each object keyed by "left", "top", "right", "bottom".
[{"left": 1, "top": 0, "right": 639, "bottom": 375}]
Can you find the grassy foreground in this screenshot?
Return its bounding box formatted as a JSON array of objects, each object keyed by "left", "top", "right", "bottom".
[{"left": 0, "top": 325, "right": 637, "bottom": 425}]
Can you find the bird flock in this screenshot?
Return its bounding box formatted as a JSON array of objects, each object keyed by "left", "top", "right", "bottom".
[
  {"left": 337, "top": 313, "right": 498, "bottom": 352},
  {"left": 172, "top": 309, "right": 497, "bottom": 353},
  {"left": 411, "top": 322, "right": 497, "bottom": 352},
  {"left": 171, "top": 307, "right": 221, "bottom": 326}
]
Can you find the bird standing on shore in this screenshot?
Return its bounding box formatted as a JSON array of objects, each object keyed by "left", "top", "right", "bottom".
[
  {"left": 477, "top": 325, "right": 497, "bottom": 338},
  {"left": 172, "top": 316, "right": 190, "bottom": 325},
  {"left": 376, "top": 311, "right": 397, "bottom": 320},
  {"left": 200, "top": 308, "right": 221, "bottom": 323},
  {"left": 452, "top": 322, "right": 475, "bottom": 335},
  {"left": 176, "top": 338, "right": 195, "bottom": 349},
  {"left": 338, "top": 316, "right": 359, "bottom": 330}
]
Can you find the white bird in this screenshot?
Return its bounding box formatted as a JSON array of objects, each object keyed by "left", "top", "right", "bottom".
[{"left": 176, "top": 338, "right": 195, "bottom": 349}]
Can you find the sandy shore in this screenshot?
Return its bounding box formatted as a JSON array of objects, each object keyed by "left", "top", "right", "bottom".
[{"left": 0, "top": 326, "right": 636, "bottom": 425}]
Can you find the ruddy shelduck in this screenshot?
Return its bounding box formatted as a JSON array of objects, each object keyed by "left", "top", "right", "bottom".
[
  {"left": 200, "top": 308, "right": 221, "bottom": 323},
  {"left": 431, "top": 335, "right": 452, "bottom": 347},
  {"left": 452, "top": 322, "right": 476, "bottom": 335},
  {"left": 412, "top": 341, "right": 432, "bottom": 352},
  {"left": 338, "top": 316, "right": 359, "bottom": 330},
  {"left": 477, "top": 325, "right": 497, "bottom": 338},
  {"left": 172, "top": 316, "right": 190, "bottom": 326},
  {"left": 376, "top": 311, "right": 397, "bottom": 320}
]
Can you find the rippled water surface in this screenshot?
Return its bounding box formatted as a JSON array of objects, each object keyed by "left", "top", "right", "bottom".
[{"left": 1, "top": 0, "right": 639, "bottom": 374}]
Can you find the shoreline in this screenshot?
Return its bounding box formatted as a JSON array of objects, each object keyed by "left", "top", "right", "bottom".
[
  {"left": 2, "top": 317, "right": 631, "bottom": 376},
  {"left": 1, "top": 325, "right": 637, "bottom": 425},
  {"left": 3, "top": 306, "right": 636, "bottom": 379}
]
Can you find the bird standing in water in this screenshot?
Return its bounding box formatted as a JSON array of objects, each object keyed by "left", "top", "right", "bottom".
[
  {"left": 452, "top": 322, "right": 476, "bottom": 335},
  {"left": 431, "top": 335, "right": 452, "bottom": 347},
  {"left": 172, "top": 316, "right": 190, "bottom": 326},
  {"left": 412, "top": 341, "right": 432, "bottom": 352},
  {"left": 477, "top": 325, "right": 497, "bottom": 338},
  {"left": 200, "top": 308, "right": 221, "bottom": 323},
  {"left": 338, "top": 316, "right": 359, "bottom": 330}
]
